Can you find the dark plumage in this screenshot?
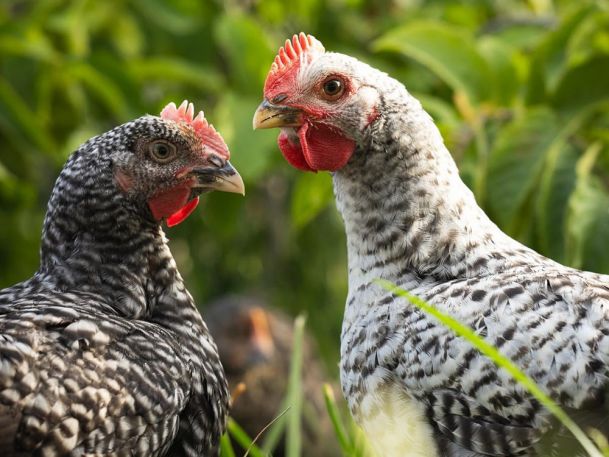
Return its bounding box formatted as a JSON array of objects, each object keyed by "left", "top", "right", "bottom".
[
  {"left": 205, "top": 295, "right": 339, "bottom": 457},
  {"left": 0, "top": 101, "right": 244, "bottom": 456}
]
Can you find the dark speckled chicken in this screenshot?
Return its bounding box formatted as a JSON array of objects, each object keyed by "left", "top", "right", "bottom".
[
  {"left": 0, "top": 101, "right": 245, "bottom": 456},
  {"left": 205, "top": 295, "right": 339, "bottom": 457}
]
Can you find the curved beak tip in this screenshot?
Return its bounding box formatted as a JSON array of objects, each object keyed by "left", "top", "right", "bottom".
[
  {"left": 252, "top": 101, "right": 268, "bottom": 130},
  {"left": 221, "top": 166, "right": 246, "bottom": 196},
  {"left": 195, "top": 162, "right": 245, "bottom": 196},
  {"left": 234, "top": 172, "right": 246, "bottom": 196}
]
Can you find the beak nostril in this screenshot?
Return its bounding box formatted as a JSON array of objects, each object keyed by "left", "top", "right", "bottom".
[
  {"left": 271, "top": 93, "right": 288, "bottom": 104},
  {"left": 209, "top": 154, "right": 225, "bottom": 168}
]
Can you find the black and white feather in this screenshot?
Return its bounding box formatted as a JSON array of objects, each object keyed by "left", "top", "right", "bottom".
[
  {"left": 0, "top": 114, "right": 232, "bottom": 456},
  {"left": 331, "top": 58, "right": 609, "bottom": 457},
  {"left": 259, "top": 42, "right": 609, "bottom": 457}
]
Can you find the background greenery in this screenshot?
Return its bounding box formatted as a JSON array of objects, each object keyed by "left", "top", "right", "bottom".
[{"left": 1, "top": 0, "right": 609, "bottom": 454}]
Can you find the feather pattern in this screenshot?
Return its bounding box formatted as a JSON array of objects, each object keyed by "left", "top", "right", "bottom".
[
  {"left": 0, "top": 113, "right": 229, "bottom": 456},
  {"left": 331, "top": 64, "right": 609, "bottom": 456},
  {"left": 257, "top": 38, "right": 609, "bottom": 456}
]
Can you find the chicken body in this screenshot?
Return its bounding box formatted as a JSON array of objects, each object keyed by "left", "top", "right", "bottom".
[
  {"left": 0, "top": 104, "right": 243, "bottom": 456},
  {"left": 205, "top": 296, "right": 339, "bottom": 457},
  {"left": 254, "top": 34, "right": 609, "bottom": 456}
]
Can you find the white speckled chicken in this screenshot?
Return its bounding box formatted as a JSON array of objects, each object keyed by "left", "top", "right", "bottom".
[
  {"left": 0, "top": 101, "right": 244, "bottom": 456},
  {"left": 254, "top": 33, "right": 609, "bottom": 457}
]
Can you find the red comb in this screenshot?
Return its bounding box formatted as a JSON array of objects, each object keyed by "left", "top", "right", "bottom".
[
  {"left": 264, "top": 33, "right": 325, "bottom": 94},
  {"left": 160, "top": 100, "right": 229, "bottom": 160}
]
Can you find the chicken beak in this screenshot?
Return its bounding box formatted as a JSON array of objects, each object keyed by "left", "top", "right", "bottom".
[
  {"left": 193, "top": 161, "right": 245, "bottom": 196},
  {"left": 252, "top": 99, "right": 303, "bottom": 129}
]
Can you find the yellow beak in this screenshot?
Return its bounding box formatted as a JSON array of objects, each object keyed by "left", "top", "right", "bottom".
[{"left": 252, "top": 99, "right": 303, "bottom": 130}]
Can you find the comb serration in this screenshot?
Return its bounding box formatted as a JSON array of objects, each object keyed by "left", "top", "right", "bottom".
[
  {"left": 268, "top": 33, "right": 325, "bottom": 76},
  {"left": 160, "top": 100, "right": 229, "bottom": 160}
]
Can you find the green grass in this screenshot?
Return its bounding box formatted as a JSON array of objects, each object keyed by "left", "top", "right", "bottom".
[
  {"left": 323, "top": 384, "right": 372, "bottom": 457},
  {"left": 286, "top": 315, "right": 305, "bottom": 457},
  {"left": 220, "top": 315, "right": 307, "bottom": 457}
]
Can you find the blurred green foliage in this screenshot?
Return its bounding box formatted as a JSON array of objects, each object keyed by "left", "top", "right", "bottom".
[{"left": 2, "top": 0, "right": 609, "bottom": 383}]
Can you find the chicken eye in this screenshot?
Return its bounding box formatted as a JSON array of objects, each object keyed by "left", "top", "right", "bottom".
[
  {"left": 149, "top": 140, "right": 177, "bottom": 163},
  {"left": 322, "top": 78, "right": 344, "bottom": 99}
]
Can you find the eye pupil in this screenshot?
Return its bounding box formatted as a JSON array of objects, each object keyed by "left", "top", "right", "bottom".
[
  {"left": 149, "top": 141, "right": 176, "bottom": 163},
  {"left": 155, "top": 144, "right": 168, "bottom": 157},
  {"left": 324, "top": 79, "right": 342, "bottom": 96}
]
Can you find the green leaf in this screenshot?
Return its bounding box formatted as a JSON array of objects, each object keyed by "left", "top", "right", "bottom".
[
  {"left": 0, "top": 77, "right": 55, "bottom": 153},
  {"left": 213, "top": 93, "right": 277, "bottom": 183},
  {"left": 219, "top": 433, "right": 236, "bottom": 457},
  {"left": 129, "top": 0, "right": 198, "bottom": 34},
  {"left": 0, "top": 32, "right": 58, "bottom": 62},
  {"left": 214, "top": 14, "right": 275, "bottom": 95},
  {"left": 551, "top": 57, "right": 609, "bottom": 116},
  {"left": 565, "top": 10, "right": 609, "bottom": 68},
  {"left": 489, "top": 20, "right": 549, "bottom": 50},
  {"left": 486, "top": 108, "right": 559, "bottom": 232},
  {"left": 373, "top": 21, "right": 492, "bottom": 104},
  {"left": 109, "top": 15, "right": 143, "bottom": 58},
  {"left": 566, "top": 143, "right": 609, "bottom": 273},
  {"left": 226, "top": 419, "right": 267, "bottom": 457},
  {"left": 322, "top": 384, "right": 352, "bottom": 455},
  {"left": 535, "top": 144, "right": 578, "bottom": 262},
  {"left": 45, "top": 0, "right": 90, "bottom": 57},
  {"left": 126, "top": 57, "right": 223, "bottom": 92},
  {"left": 477, "top": 36, "right": 521, "bottom": 105},
  {"left": 291, "top": 172, "right": 334, "bottom": 229},
  {"left": 526, "top": 5, "right": 595, "bottom": 104},
  {"left": 66, "top": 62, "right": 130, "bottom": 119},
  {"left": 261, "top": 315, "right": 307, "bottom": 455}
]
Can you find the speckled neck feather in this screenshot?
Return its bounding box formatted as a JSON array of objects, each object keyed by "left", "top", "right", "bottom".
[
  {"left": 333, "top": 81, "right": 532, "bottom": 288},
  {"left": 37, "top": 135, "right": 160, "bottom": 317}
]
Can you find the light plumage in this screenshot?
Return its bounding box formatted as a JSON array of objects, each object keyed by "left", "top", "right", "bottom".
[{"left": 254, "top": 34, "right": 609, "bottom": 457}]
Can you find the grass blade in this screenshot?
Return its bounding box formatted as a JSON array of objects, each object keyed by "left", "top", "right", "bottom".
[
  {"left": 260, "top": 411, "right": 286, "bottom": 453},
  {"left": 322, "top": 383, "right": 351, "bottom": 454},
  {"left": 286, "top": 314, "right": 306, "bottom": 457},
  {"left": 226, "top": 418, "right": 267, "bottom": 457},
  {"left": 220, "top": 433, "right": 236, "bottom": 457},
  {"left": 261, "top": 314, "right": 306, "bottom": 455}
]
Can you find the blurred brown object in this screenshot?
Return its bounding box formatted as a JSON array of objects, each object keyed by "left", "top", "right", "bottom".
[{"left": 205, "top": 295, "right": 340, "bottom": 457}]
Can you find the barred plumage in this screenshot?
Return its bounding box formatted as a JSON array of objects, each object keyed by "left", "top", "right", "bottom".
[
  {"left": 255, "top": 34, "right": 609, "bottom": 456},
  {"left": 0, "top": 104, "right": 244, "bottom": 456}
]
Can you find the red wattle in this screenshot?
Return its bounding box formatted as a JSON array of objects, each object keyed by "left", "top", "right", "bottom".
[
  {"left": 148, "top": 185, "right": 199, "bottom": 227},
  {"left": 278, "top": 131, "right": 313, "bottom": 171},
  {"left": 276, "top": 122, "right": 355, "bottom": 172},
  {"left": 167, "top": 196, "right": 199, "bottom": 227}
]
